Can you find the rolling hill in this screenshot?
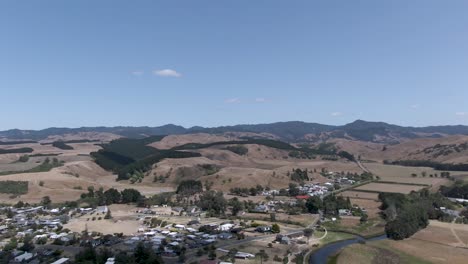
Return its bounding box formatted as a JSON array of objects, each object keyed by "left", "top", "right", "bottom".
[{"left": 2, "top": 120, "right": 468, "bottom": 143}]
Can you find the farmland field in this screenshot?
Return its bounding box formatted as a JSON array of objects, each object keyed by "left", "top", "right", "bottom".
[
  {"left": 350, "top": 198, "right": 381, "bottom": 218},
  {"left": 366, "top": 163, "right": 466, "bottom": 181},
  {"left": 377, "top": 238, "right": 468, "bottom": 264},
  {"left": 336, "top": 221, "right": 468, "bottom": 264},
  {"left": 354, "top": 182, "right": 424, "bottom": 194},
  {"left": 340, "top": 191, "right": 379, "bottom": 200},
  {"left": 335, "top": 242, "right": 431, "bottom": 264}
]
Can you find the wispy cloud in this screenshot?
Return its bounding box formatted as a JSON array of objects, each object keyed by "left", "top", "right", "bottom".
[
  {"left": 410, "top": 104, "right": 420, "bottom": 109},
  {"left": 331, "top": 112, "right": 343, "bottom": 117},
  {"left": 153, "top": 69, "right": 182, "bottom": 77},
  {"left": 225, "top": 98, "right": 240, "bottom": 104},
  {"left": 131, "top": 71, "right": 144, "bottom": 76},
  {"left": 255, "top": 98, "right": 267, "bottom": 103},
  {"left": 456, "top": 112, "right": 467, "bottom": 116}
]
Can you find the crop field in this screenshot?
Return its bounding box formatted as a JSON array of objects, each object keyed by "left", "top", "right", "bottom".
[
  {"left": 354, "top": 182, "right": 425, "bottom": 194},
  {"left": 366, "top": 163, "right": 464, "bottom": 183},
  {"left": 335, "top": 242, "right": 432, "bottom": 264},
  {"left": 340, "top": 191, "right": 380, "bottom": 200},
  {"left": 378, "top": 238, "right": 468, "bottom": 264},
  {"left": 413, "top": 225, "right": 461, "bottom": 247},
  {"left": 350, "top": 198, "right": 381, "bottom": 218},
  {"left": 378, "top": 176, "right": 446, "bottom": 185}
]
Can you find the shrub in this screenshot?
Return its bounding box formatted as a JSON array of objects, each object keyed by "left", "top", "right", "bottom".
[{"left": 0, "top": 181, "right": 28, "bottom": 194}]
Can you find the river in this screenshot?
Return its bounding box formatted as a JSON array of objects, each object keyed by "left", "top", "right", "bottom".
[{"left": 309, "top": 234, "right": 387, "bottom": 264}]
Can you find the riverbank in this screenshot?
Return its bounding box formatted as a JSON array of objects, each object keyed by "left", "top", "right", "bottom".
[{"left": 307, "top": 232, "right": 387, "bottom": 264}]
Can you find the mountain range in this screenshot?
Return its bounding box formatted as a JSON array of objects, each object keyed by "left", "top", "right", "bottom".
[{"left": 2, "top": 120, "right": 468, "bottom": 144}]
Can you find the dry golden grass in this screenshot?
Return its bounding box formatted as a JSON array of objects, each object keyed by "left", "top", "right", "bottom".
[
  {"left": 379, "top": 238, "right": 468, "bottom": 264},
  {"left": 355, "top": 182, "right": 424, "bottom": 194},
  {"left": 349, "top": 199, "right": 381, "bottom": 218},
  {"left": 340, "top": 191, "right": 379, "bottom": 200},
  {"left": 413, "top": 225, "right": 461, "bottom": 247}
]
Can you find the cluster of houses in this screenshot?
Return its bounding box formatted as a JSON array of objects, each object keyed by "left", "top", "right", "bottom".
[
  {"left": 0, "top": 205, "right": 118, "bottom": 263},
  {"left": 123, "top": 221, "right": 242, "bottom": 257},
  {"left": 296, "top": 183, "right": 331, "bottom": 197}
]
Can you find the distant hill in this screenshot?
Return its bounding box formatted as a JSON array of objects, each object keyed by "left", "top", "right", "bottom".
[{"left": 1, "top": 120, "right": 468, "bottom": 143}]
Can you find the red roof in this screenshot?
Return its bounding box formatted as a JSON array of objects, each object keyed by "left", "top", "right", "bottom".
[{"left": 296, "top": 195, "right": 310, "bottom": 199}]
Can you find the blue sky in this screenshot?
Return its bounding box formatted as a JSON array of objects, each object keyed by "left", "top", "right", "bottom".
[{"left": 1, "top": 0, "right": 468, "bottom": 130}]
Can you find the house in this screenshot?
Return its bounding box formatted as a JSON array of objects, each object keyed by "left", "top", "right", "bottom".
[
  {"left": 188, "top": 220, "right": 200, "bottom": 226},
  {"left": 218, "top": 223, "right": 234, "bottom": 231},
  {"left": 172, "top": 207, "right": 184, "bottom": 214},
  {"left": 441, "top": 208, "right": 460, "bottom": 217},
  {"left": 185, "top": 228, "right": 196, "bottom": 233},
  {"left": 97, "top": 206, "right": 108, "bottom": 214},
  {"left": 218, "top": 232, "right": 233, "bottom": 240},
  {"left": 295, "top": 195, "right": 310, "bottom": 200},
  {"left": 280, "top": 236, "right": 291, "bottom": 244},
  {"left": 153, "top": 206, "right": 172, "bottom": 215},
  {"left": 51, "top": 258, "right": 70, "bottom": 264},
  {"left": 235, "top": 252, "right": 255, "bottom": 259},
  {"left": 14, "top": 252, "right": 35, "bottom": 262},
  {"left": 338, "top": 209, "right": 351, "bottom": 216},
  {"left": 255, "top": 226, "right": 271, "bottom": 233},
  {"left": 187, "top": 206, "right": 201, "bottom": 216},
  {"left": 252, "top": 205, "right": 268, "bottom": 213},
  {"left": 174, "top": 224, "right": 185, "bottom": 230}
]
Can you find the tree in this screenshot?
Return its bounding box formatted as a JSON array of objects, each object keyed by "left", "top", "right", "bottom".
[
  {"left": 208, "top": 250, "right": 217, "bottom": 260},
  {"left": 3, "top": 237, "right": 17, "bottom": 251},
  {"left": 198, "top": 190, "right": 226, "bottom": 216},
  {"left": 18, "top": 155, "right": 29, "bottom": 162},
  {"left": 121, "top": 189, "right": 142, "bottom": 204},
  {"left": 288, "top": 183, "right": 300, "bottom": 197},
  {"left": 255, "top": 250, "right": 269, "bottom": 264},
  {"left": 272, "top": 223, "right": 280, "bottom": 233},
  {"left": 229, "top": 197, "right": 243, "bottom": 216},
  {"left": 104, "top": 210, "right": 112, "bottom": 219},
  {"left": 303, "top": 228, "right": 313, "bottom": 244},
  {"left": 226, "top": 248, "right": 238, "bottom": 263},
  {"left": 360, "top": 214, "right": 368, "bottom": 223},
  {"left": 87, "top": 186, "right": 95, "bottom": 197},
  {"left": 20, "top": 235, "right": 35, "bottom": 252},
  {"left": 14, "top": 201, "right": 25, "bottom": 208},
  {"left": 176, "top": 180, "right": 203, "bottom": 196},
  {"left": 41, "top": 196, "right": 52, "bottom": 207},
  {"left": 305, "top": 196, "right": 323, "bottom": 214},
  {"left": 104, "top": 188, "right": 122, "bottom": 204}
]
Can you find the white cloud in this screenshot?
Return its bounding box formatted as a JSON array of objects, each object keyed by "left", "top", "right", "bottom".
[
  {"left": 153, "top": 69, "right": 182, "bottom": 77},
  {"left": 131, "top": 71, "right": 144, "bottom": 76},
  {"left": 225, "top": 98, "right": 240, "bottom": 104},
  {"left": 255, "top": 98, "right": 266, "bottom": 103},
  {"left": 410, "top": 104, "right": 420, "bottom": 109},
  {"left": 456, "top": 112, "right": 467, "bottom": 116},
  {"left": 331, "top": 112, "right": 343, "bottom": 116}
]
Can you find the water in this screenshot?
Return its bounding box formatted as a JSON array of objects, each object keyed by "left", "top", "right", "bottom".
[{"left": 309, "top": 234, "right": 387, "bottom": 264}]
